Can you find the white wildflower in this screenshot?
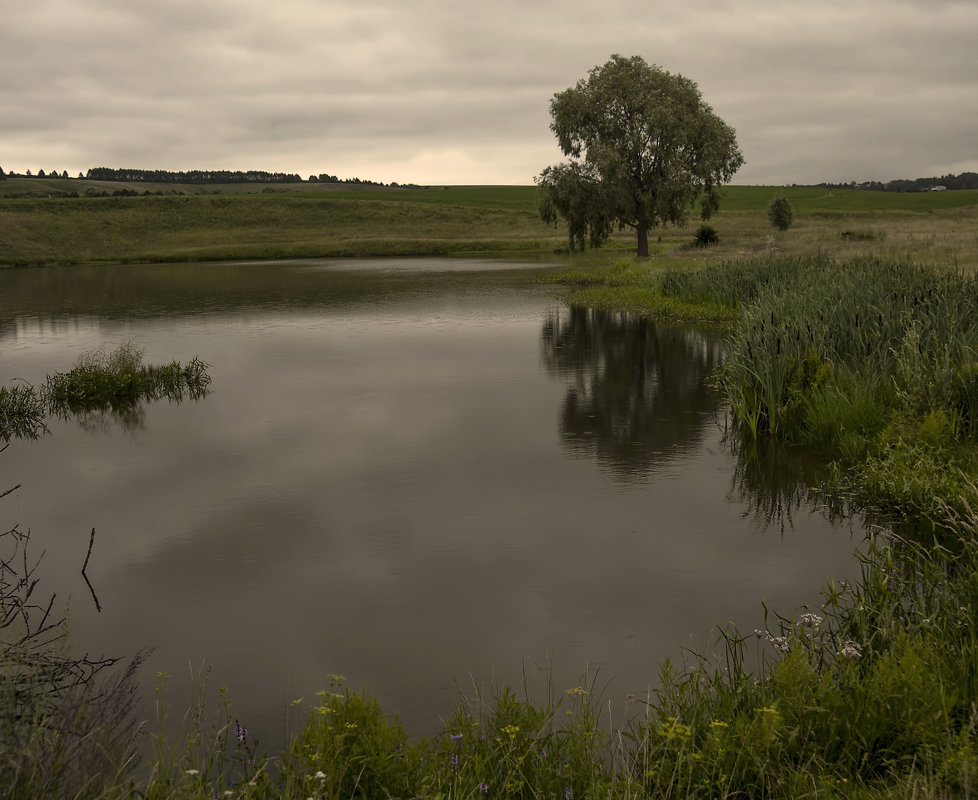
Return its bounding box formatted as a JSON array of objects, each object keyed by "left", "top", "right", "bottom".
[
  {"left": 799, "top": 613, "right": 823, "bottom": 628},
  {"left": 840, "top": 640, "right": 863, "bottom": 660},
  {"left": 765, "top": 633, "right": 790, "bottom": 653},
  {"left": 314, "top": 771, "right": 327, "bottom": 780}
]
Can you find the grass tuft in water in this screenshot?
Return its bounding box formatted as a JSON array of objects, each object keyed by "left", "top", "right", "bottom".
[
  {"left": 43, "top": 341, "right": 212, "bottom": 418},
  {"left": 0, "top": 382, "right": 47, "bottom": 441}
]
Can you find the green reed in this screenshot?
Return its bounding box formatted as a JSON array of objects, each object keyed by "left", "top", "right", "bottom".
[
  {"left": 43, "top": 341, "right": 212, "bottom": 416},
  {"left": 0, "top": 382, "right": 46, "bottom": 441},
  {"left": 690, "top": 255, "right": 978, "bottom": 533}
]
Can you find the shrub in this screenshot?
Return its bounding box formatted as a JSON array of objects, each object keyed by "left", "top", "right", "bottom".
[
  {"left": 693, "top": 223, "right": 719, "bottom": 247},
  {"left": 767, "top": 195, "right": 794, "bottom": 232}
]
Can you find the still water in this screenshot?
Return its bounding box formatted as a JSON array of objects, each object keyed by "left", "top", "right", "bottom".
[{"left": 0, "top": 258, "right": 860, "bottom": 741}]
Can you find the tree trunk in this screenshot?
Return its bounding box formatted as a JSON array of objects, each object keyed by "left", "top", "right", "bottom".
[{"left": 636, "top": 224, "right": 650, "bottom": 258}]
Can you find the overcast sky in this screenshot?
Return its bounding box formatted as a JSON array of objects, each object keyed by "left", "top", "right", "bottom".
[{"left": 3, "top": 0, "right": 977, "bottom": 186}]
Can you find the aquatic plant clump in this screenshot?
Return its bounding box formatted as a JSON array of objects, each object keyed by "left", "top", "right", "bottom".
[
  {"left": 42, "top": 341, "right": 211, "bottom": 416},
  {"left": 1, "top": 342, "right": 211, "bottom": 441},
  {"left": 0, "top": 383, "right": 46, "bottom": 441}
]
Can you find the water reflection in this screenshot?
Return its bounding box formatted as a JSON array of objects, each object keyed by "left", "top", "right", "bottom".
[
  {"left": 0, "top": 259, "right": 563, "bottom": 334},
  {"left": 542, "top": 307, "right": 723, "bottom": 481},
  {"left": 726, "top": 436, "right": 854, "bottom": 535},
  {"left": 0, "top": 261, "right": 862, "bottom": 745}
]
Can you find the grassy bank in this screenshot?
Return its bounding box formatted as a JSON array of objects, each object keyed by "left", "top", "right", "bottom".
[
  {"left": 0, "top": 189, "right": 565, "bottom": 266},
  {"left": 2, "top": 181, "right": 976, "bottom": 268}
]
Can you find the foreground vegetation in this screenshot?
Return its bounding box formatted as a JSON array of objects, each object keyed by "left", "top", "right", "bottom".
[{"left": 5, "top": 187, "right": 978, "bottom": 798}]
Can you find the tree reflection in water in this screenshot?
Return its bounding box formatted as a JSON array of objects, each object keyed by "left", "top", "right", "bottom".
[
  {"left": 541, "top": 306, "right": 723, "bottom": 482},
  {"left": 727, "top": 436, "right": 856, "bottom": 535},
  {"left": 541, "top": 306, "right": 858, "bottom": 535}
]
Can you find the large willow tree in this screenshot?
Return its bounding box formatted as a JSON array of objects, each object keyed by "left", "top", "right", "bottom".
[{"left": 537, "top": 55, "right": 744, "bottom": 257}]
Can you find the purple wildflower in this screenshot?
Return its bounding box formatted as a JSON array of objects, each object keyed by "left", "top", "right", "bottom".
[
  {"left": 564, "top": 786, "right": 573, "bottom": 800},
  {"left": 234, "top": 719, "right": 247, "bottom": 745},
  {"left": 450, "top": 733, "right": 463, "bottom": 743},
  {"left": 478, "top": 781, "right": 489, "bottom": 794},
  {"left": 450, "top": 753, "right": 459, "bottom": 769}
]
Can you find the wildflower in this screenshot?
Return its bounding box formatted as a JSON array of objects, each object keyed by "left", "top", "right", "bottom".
[
  {"left": 753, "top": 628, "right": 764, "bottom": 639},
  {"left": 478, "top": 781, "right": 489, "bottom": 794},
  {"left": 313, "top": 771, "right": 326, "bottom": 780},
  {"left": 799, "top": 613, "right": 823, "bottom": 628},
  {"left": 765, "top": 633, "right": 790, "bottom": 653},
  {"left": 235, "top": 719, "right": 247, "bottom": 745},
  {"left": 840, "top": 640, "right": 863, "bottom": 660},
  {"left": 450, "top": 753, "right": 459, "bottom": 769},
  {"left": 564, "top": 786, "right": 574, "bottom": 800},
  {"left": 185, "top": 769, "right": 200, "bottom": 776},
  {"left": 451, "top": 733, "right": 464, "bottom": 742}
]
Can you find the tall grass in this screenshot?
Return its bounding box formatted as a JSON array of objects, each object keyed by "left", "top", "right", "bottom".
[
  {"left": 1, "top": 500, "right": 147, "bottom": 799},
  {"left": 0, "top": 382, "right": 46, "bottom": 441},
  {"left": 686, "top": 255, "right": 978, "bottom": 534}
]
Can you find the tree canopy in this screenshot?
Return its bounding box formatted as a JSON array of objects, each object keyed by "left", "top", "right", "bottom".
[{"left": 537, "top": 55, "right": 744, "bottom": 257}]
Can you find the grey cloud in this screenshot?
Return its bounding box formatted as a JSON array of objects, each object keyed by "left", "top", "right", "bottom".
[{"left": 3, "top": 0, "right": 977, "bottom": 184}]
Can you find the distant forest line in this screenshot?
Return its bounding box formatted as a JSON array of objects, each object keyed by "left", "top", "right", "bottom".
[
  {"left": 815, "top": 171, "right": 978, "bottom": 192},
  {"left": 1, "top": 165, "right": 977, "bottom": 192},
  {"left": 0, "top": 166, "right": 394, "bottom": 187}
]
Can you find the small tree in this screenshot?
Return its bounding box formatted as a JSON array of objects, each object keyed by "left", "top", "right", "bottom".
[
  {"left": 767, "top": 195, "right": 794, "bottom": 232},
  {"left": 537, "top": 54, "right": 744, "bottom": 257}
]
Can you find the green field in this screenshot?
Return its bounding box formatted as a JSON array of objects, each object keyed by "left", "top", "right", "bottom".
[{"left": 2, "top": 178, "right": 977, "bottom": 268}]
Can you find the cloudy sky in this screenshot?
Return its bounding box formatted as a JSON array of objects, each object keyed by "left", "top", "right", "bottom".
[{"left": 3, "top": 0, "right": 977, "bottom": 186}]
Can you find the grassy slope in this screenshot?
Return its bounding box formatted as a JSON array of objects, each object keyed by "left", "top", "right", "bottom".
[
  {"left": 3, "top": 179, "right": 977, "bottom": 267},
  {"left": 0, "top": 184, "right": 562, "bottom": 266}
]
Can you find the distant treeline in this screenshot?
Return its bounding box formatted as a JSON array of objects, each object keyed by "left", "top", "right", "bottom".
[
  {"left": 816, "top": 172, "right": 978, "bottom": 192},
  {"left": 84, "top": 168, "right": 392, "bottom": 185},
  {"left": 0, "top": 165, "right": 392, "bottom": 186},
  {"left": 85, "top": 167, "right": 305, "bottom": 183}
]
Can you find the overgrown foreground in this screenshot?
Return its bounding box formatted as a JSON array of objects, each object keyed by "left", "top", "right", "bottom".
[{"left": 8, "top": 257, "right": 978, "bottom": 798}]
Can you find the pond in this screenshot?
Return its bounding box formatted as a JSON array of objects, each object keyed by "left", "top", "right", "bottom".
[{"left": 0, "top": 258, "right": 861, "bottom": 744}]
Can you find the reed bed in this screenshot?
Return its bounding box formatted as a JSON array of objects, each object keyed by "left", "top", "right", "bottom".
[{"left": 694, "top": 255, "right": 978, "bottom": 536}]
